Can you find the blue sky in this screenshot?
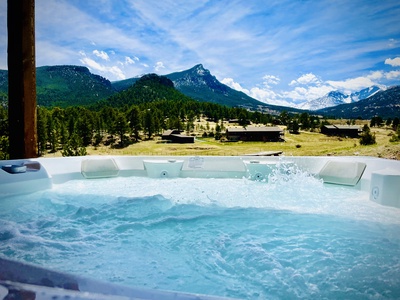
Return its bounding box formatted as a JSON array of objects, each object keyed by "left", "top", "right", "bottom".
[{"left": 1, "top": 0, "right": 400, "bottom": 107}]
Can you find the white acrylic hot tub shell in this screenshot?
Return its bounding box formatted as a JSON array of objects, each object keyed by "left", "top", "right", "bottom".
[
  {"left": 1, "top": 155, "right": 400, "bottom": 300},
  {"left": 1, "top": 155, "right": 400, "bottom": 208}
]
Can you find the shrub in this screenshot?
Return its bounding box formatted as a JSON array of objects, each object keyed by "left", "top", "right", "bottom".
[
  {"left": 359, "top": 125, "right": 376, "bottom": 145},
  {"left": 62, "top": 133, "right": 87, "bottom": 156},
  {"left": 389, "top": 126, "right": 400, "bottom": 142}
]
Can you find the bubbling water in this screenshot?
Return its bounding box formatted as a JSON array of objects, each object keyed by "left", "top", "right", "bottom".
[{"left": 1, "top": 165, "right": 400, "bottom": 299}]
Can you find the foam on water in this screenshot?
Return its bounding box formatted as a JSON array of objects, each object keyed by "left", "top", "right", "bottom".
[{"left": 1, "top": 166, "right": 400, "bottom": 299}]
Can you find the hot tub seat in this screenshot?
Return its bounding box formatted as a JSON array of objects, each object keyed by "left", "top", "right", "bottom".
[
  {"left": 318, "top": 160, "right": 366, "bottom": 186},
  {"left": 81, "top": 158, "right": 120, "bottom": 179}
]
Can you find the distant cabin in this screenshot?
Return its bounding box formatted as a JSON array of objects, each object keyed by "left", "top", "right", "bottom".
[
  {"left": 162, "top": 130, "right": 195, "bottom": 143},
  {"left": 228, "top": 119, "right": 251, "bottom": 125},
  {"left": 226, "top": 126, "right": 284, "bottom": 142},
  {"left": 321, "top": 125, "right": 362, "bottom": 138}
]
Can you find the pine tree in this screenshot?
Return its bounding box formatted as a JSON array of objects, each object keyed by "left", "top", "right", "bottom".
[
  {"left": 37, "top": 107, "right": 48, "bottom": 156},
  {"left": 144, "top": 109, "right": 155, "bottom": 139},
  {"left": 114, "top": 112, "right": 129, "bottom": 146},
  {"left": 61, "top": 133, "right": 87, "bottom": 156},
  {"left": 360, "top": 124, "right": 376, "bottom": 145},
  {"left": 126, "top": 105, "right": 142, "bottom": 142}
]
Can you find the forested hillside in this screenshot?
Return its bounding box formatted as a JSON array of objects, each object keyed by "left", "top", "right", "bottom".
[
  {"left": 0, "top": 73, "right": 277, "bottom": 158},
  {"left": 102, "top": 73, "right": 190, "bottom": 108},
  {"left": 1, "top": 67, "right": 399, "bottom": 159},
  {"left": 112, "top": 64, "right": 304, "bottom": 115},
  {"left": 36, "top": 66, "right": 116, "bottom": 107},
  {"left": 112, "top": 77, "right": 139, "bottom": 92},
  {"left": 0, "top": 66, "right": 116, "bottom": 107}
]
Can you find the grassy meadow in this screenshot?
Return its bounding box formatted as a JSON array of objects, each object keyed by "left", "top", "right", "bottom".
[{"left": 44, "top": 121, "right": 400, "bottom": 160}]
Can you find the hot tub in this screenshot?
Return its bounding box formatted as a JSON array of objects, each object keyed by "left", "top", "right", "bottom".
[{"left": 1, "top": 155, "right": 400, "bottom": 299}]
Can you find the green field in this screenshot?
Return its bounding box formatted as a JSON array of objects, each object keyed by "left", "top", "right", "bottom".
[{"left": 44, "top": 127, "right": 400, "bottom": 160}]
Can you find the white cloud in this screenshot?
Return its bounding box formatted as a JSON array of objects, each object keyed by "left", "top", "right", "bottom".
[
  {"left": 125, "top": 56, "right": 136, "bottom": 64},
  {"left": 367, "top": 71, "right": 384, "bottom": 80},
  {"left": 93, "top": 50, "right": 110, "bottom": 61},
  {"left": 221, "top": 78, "right": 249, "bottom": 94},
  {"left": 80, "top": 57, "right": 125, "bottom": 80},
  {"left": 262, "top": 75, "right": 280, "bottom": 88},
  {"left": 385, "top": 70, "right": 400, "bottom": 80},
  {"left": 80, "top": 57, "right": 105, "bottom": 71},
  {"left": 224, "top": 65, "right": 399, "bottom": 106},
  {"left": 154, "top": 61, "right": 165, "bottom": 72},
  {"left": 248, "top": 87, "right": 280, "bottom": 104},
  {"left": 108, "top": 66, "right": 126, "bottom": 80},
  {"left": 385, "top": 57, "right": 400, "bottom": 67},
  {"left": 327, "top": 76, "right": 378, "bottom": 93},
  {"left": 283, "top": 85, "right": 333, "bottom": 102},
  {"left": 222, "top": 77, "right": 294, "bottom": 106},
  {"left": 289, "top": 73, "right": 321, "bottom": 86}
]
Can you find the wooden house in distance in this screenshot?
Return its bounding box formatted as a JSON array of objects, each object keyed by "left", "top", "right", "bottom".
[
  {"left": 161, "top": 130, "right": 195, "bottom": 143},
  {"left": 321, "top": 125, "right": 362, "bottom": 138},
  {"left": 226, "top": 126, "right": 284, "bottom": 142}
]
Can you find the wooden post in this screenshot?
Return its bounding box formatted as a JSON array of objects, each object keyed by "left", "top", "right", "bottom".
[{"left": 7, "top": 0, "right": 37, "bottom": 159}]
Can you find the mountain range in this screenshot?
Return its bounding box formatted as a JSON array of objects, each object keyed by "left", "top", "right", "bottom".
[
  {"left": 298, "top": 86, "right": 382, "bottom": 111},
  {"left": 113, "top": 64, "right": 302, "bottom": 115},
  {"left": 319, "top": 85, "right": 400, "bottom": 119},
  {"left": 114, "top": 64, "right": 267, "bottom": 108},
  {"left": 0, "top": 64, "right": 399, "bottom": 119}
]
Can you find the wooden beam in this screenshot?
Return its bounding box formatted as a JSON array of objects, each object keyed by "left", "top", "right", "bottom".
[{"left": 7, "top": 0, "right": 37, "bottom": 159}]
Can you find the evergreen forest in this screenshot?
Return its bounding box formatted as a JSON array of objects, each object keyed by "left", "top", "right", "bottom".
[{"left": 0, "top": 74, "right": 398, "bottom": 159}]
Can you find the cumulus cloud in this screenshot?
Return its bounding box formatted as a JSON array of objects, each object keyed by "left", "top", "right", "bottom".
[
  {"left": 282, "top": 85, "right": 333, "bottom": 103},
  {"left": 221, "top": 78, "right": 249, "bottom": 94},
  {"left": 224, "top": 66, "right": 400, "bottom": 107},
  {"left": 367, "top": 71, "right": 384, "bottom": 80},
  {"left": 326, "top": 77, "right": 376, "bottom": 92},
  {"left": 385, "top": 70, "right": 400, "bottom": 80},
  {"left": 385, "top": 57, "right": 400, "bottom": 67},
  {"left": 80, "top": 57, "right": 105, "bottom": 71},
  {"left": 93, "top": 50, "right": 109, "bottom": 61},
  {"left": 248, "top": 87, "right": 288, "bottom": 105},
  {"left": 325, "top": 70, "right": 392, "bottom": 93},
  {"left": 154, "top": 61, "right": 165, "bottom": 72},
  {"left": 262, "top": 75, "right": 280, "bottom": 88},
  {"left": 108, "top": 66, "right": 126, "bottom": 80},
  {"left": 289, "top": 73, "right": 321, "bottom": 86},
  {"left": 222, "top": 77, "right": 293, "bottom": 106},
  {"left": 80, "top": 56, "right": 125, "bottom": 80}
]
